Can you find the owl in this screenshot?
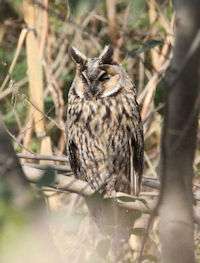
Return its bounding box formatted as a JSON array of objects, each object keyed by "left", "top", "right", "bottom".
[{"left": 66, "top": 45, "right": 143, "bottom": 197}]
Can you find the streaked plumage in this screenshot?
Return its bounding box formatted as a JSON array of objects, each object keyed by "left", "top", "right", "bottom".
[{"left": 66, "top": 45, "right": 143, "bottom": 197}]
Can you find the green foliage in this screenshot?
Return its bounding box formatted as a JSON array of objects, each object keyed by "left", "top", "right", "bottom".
[
  {"left": 0, "top": 44, "right": 27, "bottom": 131},
  {"left": 50, "top": 211, "right": 86, "bottom": 234},
  {"left": 11, "top": 53, "right": 27, "bottom": 82},
  {"left": 0, "top": 39, "right": 26, "bottom": 82},
  {"left": 154, "top": 66, "right": 172, "bottom": 116},
  {"left": 49, "top": 16, "right": 66, "bottom": 34},
  {"left": 59, "top": 72, "right": 75, "bottom": 82},
  {"left": 3, "top": 99, "right": 28, "bottom": 129},
  {"left": 0, "top": 204, "right": 26, "bottom": 256},
  {"left": 132, "top": 227, "right": 145, "bottom": 236},
  {"left": 142, "top": 254, "right": 159, "bottom": 262},
  {"left": 129, "top": 0, "right": 148, "bottom": 28},
  {"left": 86, "top": 191, "right": 104, "bottom": 210},
  {"left": 36, "top": 166, "right": 56, "bottom": 187},
  {"left": 0, "top": 178, "right": 28, "bottom": 256},
  {"left": 118, "top": 195, "right": 138, "bottom": 202},
  {"left": 68, "top": 0, "right": 97, "bottom": 18},
  {"left": 166, "top": 5, "right": 174, "bottom": 19},
  {"left": 4, "top": 0, "right": 23, "bottom": 14},
  {"left": 0, "top": 179, "right": 13, "bottom": 204},
  {"left": 133, "top": 40, "right": 163, "bottom": 56},
  {"left": 29, "top": 138, "right": 40, "bottom": 152}
]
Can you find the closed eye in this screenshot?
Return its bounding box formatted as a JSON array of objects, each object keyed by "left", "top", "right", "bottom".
[
  {"left": 99, "top": 72, "right": 109, "bottom": 82},
  {"left": 82, "top": 71, "right": 89, "bottom": 83}
]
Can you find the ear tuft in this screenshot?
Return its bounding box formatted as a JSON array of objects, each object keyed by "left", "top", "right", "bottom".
[
  {"left": 69, "top": 46, "right": 87, "bottom": 65},
  {"left": 99, "top": 45, "right": 113, "bottom": 64}
]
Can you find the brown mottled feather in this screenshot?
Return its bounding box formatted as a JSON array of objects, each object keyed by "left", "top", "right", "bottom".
[{"left": 66, "top": 47, "right": 143, "bottom": 196}]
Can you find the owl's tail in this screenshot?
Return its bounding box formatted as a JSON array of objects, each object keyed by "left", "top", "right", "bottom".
[{"left": 86, "top": 192, "right": 136, "bottom": 261}]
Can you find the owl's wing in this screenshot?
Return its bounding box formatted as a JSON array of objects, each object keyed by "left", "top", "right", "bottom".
[
  {"left": 68, "top": 139, "right": 80, "bottom": 178},
  {"left": 130, "top": 95, "right": 144, "bottom": 195},
  {"left": 131, "top": 128, "right": 143, "bottom": 183},
  {"left": 129, "top": 133, "right": 143, "bottom": 195}
]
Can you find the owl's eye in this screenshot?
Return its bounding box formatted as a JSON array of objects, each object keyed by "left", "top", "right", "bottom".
[
  {"left": 82, "top": 71, "right": 89, "bottom": 83},
  {"left": 99, "top": 72, "right": 109, "bottom": 82}
]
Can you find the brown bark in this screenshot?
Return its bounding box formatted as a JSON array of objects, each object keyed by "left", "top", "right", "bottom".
[
  {"left": 159, "top": 1, "right": 200, "bottom": 263},
  {"left": 0, "top": 114, "right": 29, "bottom": 207},
  {"left": 0, "top": 114, "right": 63, "bottom": 263}
]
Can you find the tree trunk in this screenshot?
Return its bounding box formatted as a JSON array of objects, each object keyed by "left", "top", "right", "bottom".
[
  {"left": 0, "top": 114, "right": 30, "bottom": 207},
  {"left": 159, "top": 1, "right": 200, "bottom": 263}
]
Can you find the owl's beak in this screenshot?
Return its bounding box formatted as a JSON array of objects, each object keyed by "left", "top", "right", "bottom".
[
  {"left": 83, "top": 73, "right": 98, "bottom": 96},
  {"left": 89, "top": 83, "right": 97, "bottom": 96}
]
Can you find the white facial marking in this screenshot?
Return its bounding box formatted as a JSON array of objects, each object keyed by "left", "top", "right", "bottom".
[{"left": 101, "top": 83, "right": 121, "bottom": 97}]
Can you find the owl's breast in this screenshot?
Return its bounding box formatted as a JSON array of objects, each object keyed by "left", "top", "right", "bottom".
[
  {"left": 68, "top": 93, "right": 134, "bottom": 138},
  {"left": 67, "top": 92, "right": 138, "bottom": 193},
  {"left": 82, "top": 98, "right": 124, "bottom": 136}
]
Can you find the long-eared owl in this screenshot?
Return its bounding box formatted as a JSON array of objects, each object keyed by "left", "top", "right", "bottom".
[{"left": 66, "top": 45, "right": 143, "bottom": 197}]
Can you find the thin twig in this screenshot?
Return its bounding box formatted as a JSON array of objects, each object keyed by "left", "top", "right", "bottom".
[
  {"left": 144, "top": 151, "right": 157, "bottom": 177},
  {"left": 0, "top": 28, "right": 28, "bottom": 91},
  {"left": 5, "top": 126, "right": 34, "bottom": 154},
  {"left": 0, "top": 77, "right": 28, "bottom": 101},
  {"left": 23, "top": 94, "right": 65, "bottom": 131},
  {"left": 142, "top": 179, "right": 160, "bottom": 189},
  {"left": 21, "top": 162, "right": 71, "bottom": 172},
  {"left": 17, "top": 153, "right": 68, "bottom": 162}
]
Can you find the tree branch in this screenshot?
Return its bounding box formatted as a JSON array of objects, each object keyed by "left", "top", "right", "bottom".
[
  {"left": 22, "top": 166, "right": 200, "bottom": 222},
  {"left": 23, "top": 166, "right": 156, "bottom": 213},
  {"left": 17, "top": 153, "right": 68, "bottom": 162},
  {"left": 159, "top": 1, "right": 200, "bottom": 262}
]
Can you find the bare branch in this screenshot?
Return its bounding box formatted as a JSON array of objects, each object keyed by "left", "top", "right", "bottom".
[
  {"left": 23, "top": 166, "right": 200, "bottom": 223},
  {"left": 17, "top": 153, "right": 68, "bottom": 162},
  {"left": 23, "top": 166, "right": 156, "bottom": 213},
  {"left": 21, "top": 162, "right": 71, "bottom": 172}
]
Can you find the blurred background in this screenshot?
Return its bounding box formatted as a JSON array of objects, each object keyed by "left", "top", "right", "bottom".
[
  {"left": 0, "top": 0, "right": 199, "bottom": 262},
  {"left": 0, "top": 0, "right": 173, "bottom": 155}
]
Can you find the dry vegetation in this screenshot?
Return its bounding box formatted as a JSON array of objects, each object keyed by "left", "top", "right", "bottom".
[{"left": 0, "top": 0, "right": 200, "bottom": 262}]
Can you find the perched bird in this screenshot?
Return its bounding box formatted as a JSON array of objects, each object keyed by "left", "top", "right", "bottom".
[
  {"left": 66, "top": 45, "right": 144, "bottom": 261},
  {"left": 66, "top": 45, "right": 143, "bottom": 197}
]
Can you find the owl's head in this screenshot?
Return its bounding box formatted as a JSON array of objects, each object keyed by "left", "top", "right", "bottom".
[{"left": 69, "top": 45, "right": 124, "bottom": 98}]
